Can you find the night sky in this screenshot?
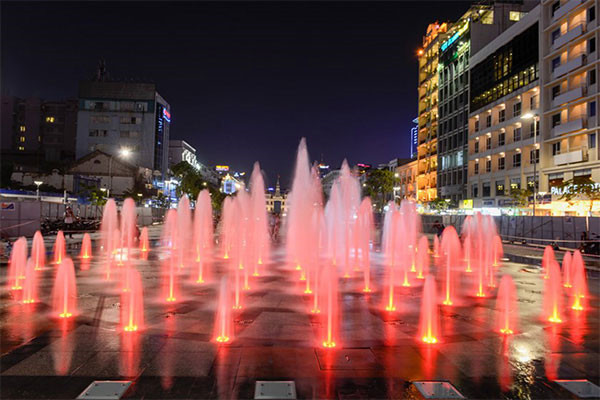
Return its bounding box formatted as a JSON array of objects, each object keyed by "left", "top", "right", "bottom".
[{"left": 2, "top": 1, "right": 467, "bottom": 188}]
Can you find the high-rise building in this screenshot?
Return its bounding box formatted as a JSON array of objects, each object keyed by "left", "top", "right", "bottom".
[
  {"left": 539, "top": 0, "right": 599, "bottom": 214},
  {"left": 416, "top": 22, "right": 450, "bottom": 203},
  {"left": 437, "top": 1, "right": 537, "bottom": 204},
  {"left": 76, "top": 64, "right": 171, "bottom": 180},
  {"left": 468, "top": 7, "right": 541, "bottom": 210}
]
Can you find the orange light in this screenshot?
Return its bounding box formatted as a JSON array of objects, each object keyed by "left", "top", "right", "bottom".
[
  {"left": 124, "top": 325, "right": 138, "bottom": 332},
  {"left": 422, "top": 336, "right": 437, "bottom": 344},
  {"left": 418, "top": 49, "right": 424, "bottom": 56},
  {"left": 196, "top": 278, "right": 204, "bottom": 284},
  {"left": 442, "top": 299, "right": 453, "bottom": 306},
  {"left": 216, "top": 336, "right": 230, "bottom": 343},
  {"left": 311, "top": 308, "right": 321, "bottom": 314},
  {"left": 323, "top": 341, "right": 336, "bottom": 348},
  {"left": 304, "top": 289, "right": 313, "bottom": 294},
  {"left": 59, "top": 312, "right": 72, "bottom": 318},
  {"left": 500, "top": 328, "right": 513, "bottom": 335},
  {"left": 252, "top": 272, "right": 259, "bottom": 277},
  {"left": 363, "top": 287, "right": 372, "bottom": 293},
  {"left": 385, "top": 305, "right": 396, "bottom": 312},
  {"left": 166, "top": 297, "right": 176, "bottom": 302},
  {"left": 232, "top": 305, "right": 242, "bottom": 310}
]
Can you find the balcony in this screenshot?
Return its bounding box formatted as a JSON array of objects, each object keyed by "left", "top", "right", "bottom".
[
  {"left": 552, "top": 24, "right": 584, "bottom": 50},
  {"left": 552, "top": 0, "right": 583, "bottom": 22},
  {"left": 552, "top": 54, "right": 586, "bottom": 80},
  {"left": 553, "top": 147, "right": 588, "bottom": 165},
  {"left": 552, "top": 118, "right": 585, "bottom": 136},
  {"left": 551, "top": 86, "right": 585, "bottom": 107}
]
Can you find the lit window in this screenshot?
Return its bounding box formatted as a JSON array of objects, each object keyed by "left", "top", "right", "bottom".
[
  {"left": 19, "top": 136, "right": 25, "bottom": 142},
  {"left": 18, "top": 146, "right": 24, "bottom": 151},
  {"left": 482, "top": 11, "right": 494, "bottom": 24},
  {"left": 509, "top": 11, "right": 523, "bottom": 21},
  {"left": 19, "top": 125, "right": 26, "bottom": 132},
  {"left": 45, "top": 116, "right": 55, "bottom": 123}
]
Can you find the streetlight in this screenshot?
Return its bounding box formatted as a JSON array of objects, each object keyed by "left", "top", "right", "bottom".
[
  {"left": 107, "top": 147, "right": 132, "bottom": 198},
  {"left": 522, "top": 112, "right": 539, "bottom": 216},
  {"left": 34, "top": 180, "right": 43, "bottom": 199}
]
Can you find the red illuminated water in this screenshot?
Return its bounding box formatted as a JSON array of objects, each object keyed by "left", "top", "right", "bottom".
[
  {"left": 8, "top": 237, "right": 27, "bottom": 290},
  {"left": 321, "top": 262, "right": 339, "bottom": 348},
  {"left": 419, "top": 275, "right": 439, "bottom": 344},
  {"left": 543, "top": 260, "right": 563, "bottom": 323},
  {"left": 53, "top": 231, "right": 67, "bottom": 264},
  {"left": 249, "top": 162, "right": 270, "bottom": 277},
  {"left": 463, "top": 233, "right": 472, "bottom": 273},
  {"left": 416, "top": 236, "right": 429, "bottom": 279},
  {"left": 570, "top": 250, "right": 587, "bottom": 311},
  {"left": 382, "top": 205, "right": 399, "bottom": 311},
  {"left": 162, "top": 210, "right": 179, "bottom": 302},
  {"left": 433, "top": 235, "right": 440, "bottom": 259},
  {"left": 439, "top": 226, "right": 461, "bottom": 306},
  {"left": 357, "top": 197, "right": 373, "bottom": 291},
  {"left": 52, "top": 257, "right": 77, "bottom": 318},
  {"left": 32, "top": 231, "right": 46, "bottom": 271},
  {"left": 541, "top": 245, "right": 556, "bottom": 280},
  {"left": 121, "top": 267, "right": 144, "bottom": 332},
  {"left": 193, "top": 190, "right": 213, "bottom": 283},
  {"left": 214, "top": 277, "right": 233, "bottom": 343},
  {"left": 22, "top": 258, "right": 38, "bottom": 304},
  {"left": 80, "top": 233, "right": 92, "bottom": 259},
  {"left": 495, "top": 275, "right": 518, "bottom": 335},
  {"left": 140, "top": 226, "right": 150, "bottom": 253},
  {"left": 120, "top": 198, "right": 137, "bottom": 264},
  {"left": 100, "top": 199, "right": 118, "bottom": 258},
  {"left": 492, "top": 235, "right": 503, "bottom": 267},
  {"left": 562, "top": 251, "right": 572, "bottom": 288}
]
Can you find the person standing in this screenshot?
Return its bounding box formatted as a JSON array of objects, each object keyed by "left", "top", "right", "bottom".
[{"left": 64, "top": 206, "right": 75, "bottom": 238}]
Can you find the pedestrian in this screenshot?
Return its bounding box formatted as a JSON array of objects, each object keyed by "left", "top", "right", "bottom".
[
  {"left": 64, "top": 206, "right": 75, "bottom": 238},
  {"left": 432, "top": 220, "right": 445, "bottom": 237}
]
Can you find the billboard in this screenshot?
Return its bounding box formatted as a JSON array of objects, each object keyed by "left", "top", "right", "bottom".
[{"left": 410, "top": 117, "right": 418, "bottom": 159}]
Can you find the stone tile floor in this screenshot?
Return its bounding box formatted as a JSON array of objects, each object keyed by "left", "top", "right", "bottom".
[{"left": 0, "top": 227, "right": 598, "bottom": 399}]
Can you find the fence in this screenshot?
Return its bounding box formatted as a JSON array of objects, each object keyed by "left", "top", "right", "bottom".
[
  {"left": 0, "top": 200, "right": 41, "bottom": 238},
  {"left": 422, "top": 214, "right": 600, "bottom": 249}
]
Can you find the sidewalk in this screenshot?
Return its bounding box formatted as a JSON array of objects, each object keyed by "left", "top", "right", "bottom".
[{"left": 502, "top": 241, "right": 600, "bottom": 271}]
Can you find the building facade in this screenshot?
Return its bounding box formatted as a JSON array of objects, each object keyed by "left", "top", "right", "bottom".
[
  {"left": 417, "top": 22, "right": 449, "bottom": 203},
  {"left": 76, "top": 79, "right": 171, "bottom": 179},
  {"left": 468, "top": 7, "right": 541, "bottom": 210},
  {"left": 437, "top": 1, "right": 537, "bottom": 204},
  {"left": 168, "top": 139, "right": 220, "bottom": 185},
  {"left": 395, "top": 159, "right": 418, "bottom": 200},
  {"left": 540, "top": 0, "right": 599, "bottom": 215},
  {"left": 266, "top": 177, "right": 287, "bottom": 214}
]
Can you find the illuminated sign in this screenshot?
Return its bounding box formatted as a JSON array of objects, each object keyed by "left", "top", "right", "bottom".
[
  {"left": 462, "top": 199, "right": 473, "bottom": 209},
  {"left": 318, "top": 164, "right": 329, "bottom": 169},
  {"left": 441, "top": 22, "right": 469, "bottom": 52},
  {"left": 410, "top": 117, "right": 418, "bottom": 159},
  {"left": 551, "top": 183, "right": 600, "bottom": 196},
  {"left": 163, "top": 108, "right": 171, "bottom": 123},
  {"left": 357, "top": 163, "right": 371, "bottom": 168},
  {"left": 216, "top": 165, "right": 229, "bottom": 172}
]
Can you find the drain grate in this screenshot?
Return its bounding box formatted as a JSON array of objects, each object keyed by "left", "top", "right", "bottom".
[
  {"left": 411, "top": 381, "right": 465, "bottom": 399},
  {"left": 254, "top": 381, "right": 296, "bottom": 399},
  {"left": 555, "top": 380, "right": 600, "bottom": 398},
  {"left": 77, "top": 381, "right": 132, "bottom": 400}
]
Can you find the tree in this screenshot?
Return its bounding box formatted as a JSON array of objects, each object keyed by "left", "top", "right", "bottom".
[
  {"left": 171, "top": 161, "right": 205, "bottom": 200},
  {"left": 509, "top": 188, "right": 532, "bottom": 208},
  {"left": 559, "top": 176, "right": 600, "bottom": 214},
  {"left": 363, "top": 169, "right": 397, "bottom": 211},
  {"left": 427, "top": 197, "right": 453, "bottom": 212}
]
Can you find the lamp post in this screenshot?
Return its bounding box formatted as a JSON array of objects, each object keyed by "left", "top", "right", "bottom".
[
  {"left": 107, "top": 147, "right": 132, "bottom": 198},
  {"left": 34, "top": 180, "right": 43, "bottom": 200},
  {"left": 521, "top": 112, "right": 539, "bottom": 216}
]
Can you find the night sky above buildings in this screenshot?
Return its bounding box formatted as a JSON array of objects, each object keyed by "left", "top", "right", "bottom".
[{"left": 2, "top": 1, "right": 467, "bottom": 187}]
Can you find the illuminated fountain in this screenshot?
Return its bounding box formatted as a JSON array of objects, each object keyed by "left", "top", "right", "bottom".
[
  {"left": 121, "top": 267, "right": 144, "bottom": 332},
  {"left": 53, "top": 231, "right": 67, "bottom": 265},
  {"left": 220, "top": 196, "right": 235, "bottom": 260},
  {"left": 562, "top": 251, "right": 572, "bottom": 288},
  {"left": 31, "top": 231, "right": 46, "bottom": 270},
  {"left": 100, "top": 199, "right": 118, "bottom": 257},
  {"left": 249, "top": 162, "right": 270, "bottom": 277},
  {"left": 398, "top": 200, "right": 420, "bottom": 287},
  {"left": 419, "top": 275, "right": 439, "bottom": 344},
  {"left": 7, "top": 237, "right": 27, "bottom": 290},
  {"left": 162, "top": 210, "right": 179, "bottom": 302},
  {"left": 541, "top": 245, "right": 556, "bottom": 280},
  {"left": 52, "top": 257, "right": 77, "bottom": 318},
  {"left": 462, "top": 213, "right": 499, "bottom": 298},
  {"left": 416, "top": 235, "right": 429, "bottom": 279},
  {"left": 175, "top": 195, "right": 193, "bottom": 270},
  {"left": 357, "top": 197, "right": 373, "bottom": 292},
  {"left": 495, "top": 275, "right": 518, "bottom": 335},
  {"left": 214, "top": 277, "right": 233, "bottom": 343},
  {"left": 321, "top": 263, "right": 339, "bottom": 348},
  {"left": 543, "top": 260, "right": 563, "bottom": 323},
  {"left": 439, "top": 226, "right": 461, "bottom": 306},
  {"left": 570, "top": 250, "right": 587, "bottom": 311},
  {"left": 140, "top": 226, "right": 150, "bottom": 253},
  {"left": 382, "top": 203, "right": 399, "bottom": 311},
  {"left": 80, "top": 233, "right": 92, "bottom": 259},
  {"left": 463, "top": 233, "right": 472, "bottom": 273},
  {"left": 22, "top": 258, "right": 38, "bottom": 304},
  {"left": 492, "top": 235, "right": 503, "bottom": 267},
  {"left": 433, "top": 235, "right": 440, "bottom": 258},
  {"left": 193, "top": 190, "right": 213, "bottom": 283}
]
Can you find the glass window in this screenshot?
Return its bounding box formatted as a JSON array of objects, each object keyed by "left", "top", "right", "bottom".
[
  {"left": 499, "top": 109, "right": 505, "bottom": 122},
  {"left": 486, "top": 136, "right": 492, "bottom": 150},
  {"left": 552, "top": 142, "right": 561, "bottom": 155},
  {"left": 552, "top": 85, "right": 561, "bottom": 99},
  {"left": 474, "top": 162, "right": 479, "bottom": 175},
  {"left": 513, "top": 153, "right": 521, "bottom": 168},
  {"left": 590, "top": 101, "right": 597, "bottom": 117},
  {"left": 486, "top": 114, "right": 492, "bottom": 127},
  {"left": 552, "top": 29, "right": 561, "bottom": 44},
  {"left": 509, "top": 11, "right": 524, "bottom": 21},
  {"left": 510, "top": 178, "right": 521, "bottom": 190},
  {"left": 472, "top": 183, "right": 479, "bottom": 198},
  {"left": 513, "top": 102, "right": 521, "bottom": 117},
  {"left": 475, "top": 120, "right": 480, "bottom": 131},
  {"left": 496, "top": 180, "right": 505, "bottom": 195},
  {"left": 514, "top": 127, "right": 522, "bottom": 141},
  {"left": 482, "top": 182, "right": 491, "bottom": 197},
  {"left": 552, "top": 57, "right": 561, "bottom": 71},
  {"left": 589, "top": 6, "right": 596, "bottom": 22},
  {"left": 474, "top": 141, "right": 479, "bottom": 153},
  {"left": 499, "top": 132, "right": 505, "bottom": 146},
  {"left": 589, "top": 133, "right": 597, "bottom": 149},
  {"left": 589, "top": 38, "right": 596, "bottom": 54},
  {"left": 590, "top": 69, "right": 597, "bottom": 85},
  {"left": 486, "top": 159, "right": 491, "bottom": 173},
  {"left": 498, "top": 157, "right": 505, "bottom": 170},
  {"left": 527, "top": 176, "right": 538, "bottom": 191},
  {"left": 530, "top": 149, "right": 539, "bottom": 164},
  {"left": 552, "top": 2, "right": 560, "bottom": 16},
  {"left": 552, "top": 113, "right": 561, "bottom": 127}
]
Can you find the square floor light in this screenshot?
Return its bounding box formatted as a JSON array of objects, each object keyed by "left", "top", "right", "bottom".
[
  {"left": 254, "top": 381, "right": 296, "bottom": 399},
  {"left": 555, "top": 380, "right": 600, "bottom": 398},
  {"left": 77, "top": 381, "right": 132, "bottom": 400},
  {"left": 411, "top": 381, "right": 465, "bottom": 399}
]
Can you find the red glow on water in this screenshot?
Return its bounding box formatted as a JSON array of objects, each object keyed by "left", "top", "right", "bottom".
[
  {"left": 495, "top": 275, "right": 518, "bottom": 335},
  {"left": 53, "top": 231, "right": 66, "bottom": 265},
  {"left": 570, "top": 250, "right": 587, "bottom": 311},
  {"left": 80, "top": 233, "right": 92, "bottom": 259},
  {"left": 439, "top": 226, "right": 460, "bottom": 306},
  {"left": 121, "top": 267, "right": 144, "bottom": 332},
  {"left": 320, "top": 263, "right": 339, "bottom": 349},
  {"left": 419, "top": 275, "right": 440, "bottom": 344},
  {"left": 22, "top": 258, "right": 37, "bottom": 304},
  {"left": 52, "top": 257, "right": 77, "bottom": 319},
  {"left": 416, "top": 236, "right": 429, "bottom": 279},
  {"left": 214, "top": 277, "right": 233, "bottom": 344},
  {"left": 562, "top": 251, "right": 572, "bottom": 288},
  {"left": 32, "top": 231, "right": 45, "bottom": 270},
  {"left": 140, "top": 226, "right": 150, "bottom": 252},
  {"left": 543, "top": 260, "right": 563, "bottom": 323},
  {"left": 541, "top": 245, "right": 556, "bottom": 280},
  {"left": 8, "top": 237, "right": 27, "bottom": 291}
]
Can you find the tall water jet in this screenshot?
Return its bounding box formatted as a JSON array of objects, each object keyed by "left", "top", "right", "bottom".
[
  {"left": 463, "top": 233, "right": 472, "bottom": 273},
  {"left": 562, "top": 251, "right": 572, "bottom": 288},
  {"left": 433, "top": 235, "right": 440, "bottom": 258},
  {"left": 119, "top": 198, "right": 138, "bottom": 264},
  {"left": 22, "top": 258, "right": 38, "bottom": 304},
  {"left": 495, "top": 275, "right": 518, "bottom": 334},
  {"left": 492, "top": 235, "right": 503, "bottom": 267},
  {"left": 193, "top": 190, "right": 213, "bottom": 283},
  {"left": 382, "top": 203, "right": 399, "bottom": 311},
  {"left": 543, "top": 260, "right": 563, "bottom": 323},
  {"left": 214, "top": 277, "right": 233, "bottom": 343},
  {"left": 31, "top": 231, "right": 46, "bottom": 271},
  {"left": 416, "top": 235, "right": 429, "bottom": 279},
  {"left": 321, "top": 263, "right": 339, "bottom": 348},
  {"left": 570, "top": 250, "right": 587, "bottom": 311},
  {"left": 419, "top": 275, "right": 439, "bottom": 344},
  {"left": 100, "top": 199, "right": 118, "bottom": 257},
  {"left": 439, "top": 226, "right": 461, "bottom": 306},
  {"left": 357, "top": 197, "right": 373, "bottom": 292},
  {"left": 162, "top": 210, "right": 179, "bottom": 302},
  {"left": 7, "top": 237, "right": 27, "bottom": 290},
  {"left": 121, "top": 267, "right": 144, "bottom": 332},
  {"left": 249, "top": 162, "right": 270, "bottom": 276},
  {"left": 220, "top": 196, "right": 235, "bottom": 259},
  {"left": 140, "top": 226, "right": 150, "bottom": 252},
  {"left": 80, "top": 233, "right": 92, "bottom": 259},
  {"left": 52, "top": 257, "right": 77, "bottom": 318},
  {"left": 53, "top": 231, "right": 67, "bottom": 264},
  {"left": 541, "top": 245, "right": 556, "bottom": 279},
  {"left": 175, "top": 195, "right": 193, "bottom": 270},
  {"left": 398, "top": 200, "right": 420, "bottom": 287}
]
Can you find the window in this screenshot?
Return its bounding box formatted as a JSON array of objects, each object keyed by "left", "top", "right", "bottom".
[
  {"left": 552, "top": 57, "right": 561, "bottom": 71},
  {"left": 486, "top": 136, "right": 492, "bottom": 150},
  {"left": 486, "top": 114, "right": 492, "bottom": 127},
  {"left": 530, "top": 95, "right": 538, "bottom": 109},
  {"left": 472, "top": 184, "right": 479, "bottom": 198},
  {"left": 552, "top": 142, "right": 561, "bottom": 155},
  {"left": 510, "top": 11, "right": 524, "bottom": 21},
  {"left": 482, "top": 182, "right": 491, "bottom": 197},
  {"left": 589, "top": 6, "right": 596, "bottom": 22},
  {"left": 590, "top": 133, "right": 597, "bottom": 149},
  {"left": 496, "top": 180, "right": 505, "bottom": 195},
  {"left": 91, "top": 115, "right": 110, "bottom": 124},
  {"left": 590, "top": 69, "right": 597, "bottom": 85},
  {"left": 513, "top": 153, "right": 521, "bottom": 168},
  {"left": 485, "top": 159, "right": 491, "bottom": 173},
  {"left": 510, "top": 178, "right": 521, "bottom": 190},
  {"left": 482, "top": 11, "right": 494, "bottom": 24},
  {"left": 474, "top": 141, "right": 479, "bottom": 153},
  {"left": 529, "top": 121, "right": 539, "bottom": 138},
  {"left": 499, "top": 109, "right": 506, "bottom": 122},
  {"left": 552, "top": 2, "right": 560, "bottom": 16},
  {"left": 19, "top": 125, "right": 26, "bottom": 132},
  {"left": 89, "top": 129, "right": 108, "bottom": 137},
  {"left": 589, "top": 38, "right": 596, "bottom": 54},
  {"left": 527, "top": 176, "right": 538, "bottom": 191},
  {"left": 514, "top": 127, "right": 522, "bottom": 141},
  {"left": 552, "top": 29, "right": 561, "bottom": 44},
  {"left": 513, "top": 102, "right": 521, "bottom": 117},
  {"left": 552, "top": 85, "right": 561, "bottom": 99},
  {"left": 120, "top": 131, "right": 130, "bottom": 138},
  {"left": 552, "top": 113, "right": 561, "bottom": 127},
  {"left": 530, "top": 149, "right": 539, "bottom": 164},
  {"left": 45, "top": 116, "right": 55, "bottom": 123},
  {"left": 19, "top": 136, "right": 25, "bottom": 142},
  {"left": 474, "top": 162, "right": 479, "bottom": 174},
  {"left": 589, "top": 101, "right": 597, "bottom": 117},
  {"left": 499, "top": 132, "right": 505, "bottom": 146},
  {"left": 498, "top": 157, "right": 505, "bottom": 170},
  {"left": 475, "top": 120, "right": 480, "bottom": 131},
  {"left": 18, "top": 146, "right": 24, "bottom": 151}
]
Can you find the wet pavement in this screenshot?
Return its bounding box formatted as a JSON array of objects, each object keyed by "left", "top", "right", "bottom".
[{"left": 1, "top": 226, "right": 599, "bottom": 399}]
